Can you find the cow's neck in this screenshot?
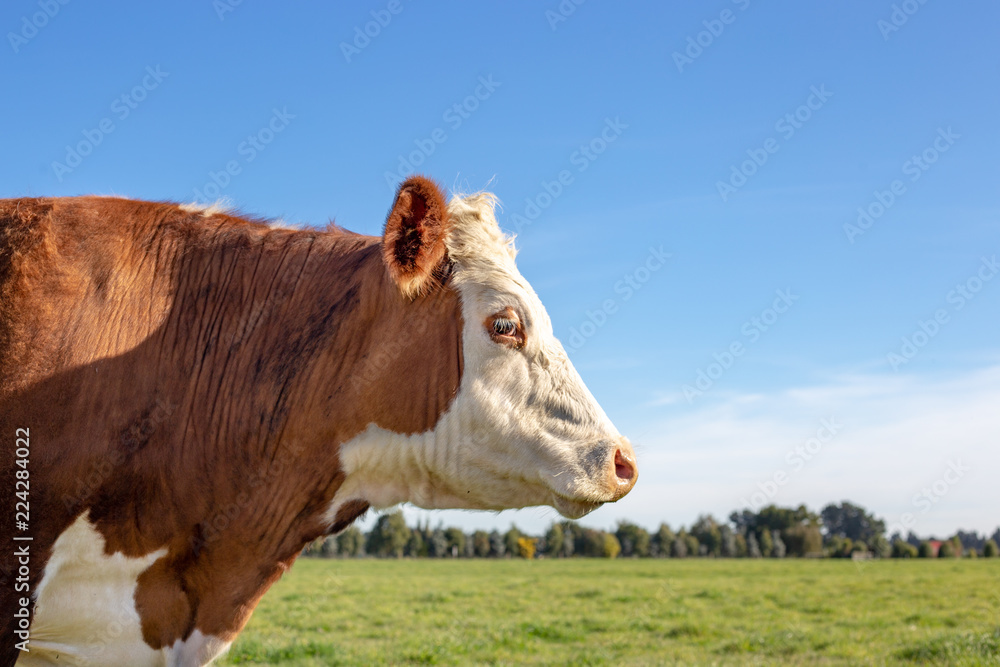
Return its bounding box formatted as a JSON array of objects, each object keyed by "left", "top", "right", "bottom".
[{"left": 160, "top": 221, "right": 464, "bottom": 508}]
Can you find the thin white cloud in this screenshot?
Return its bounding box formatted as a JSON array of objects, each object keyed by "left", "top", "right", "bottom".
[
  {"left": 370, "top": 365, "right": 1000, "bottom": 539},
  {"left": 618, "top": 364, "right": 1000, "bottom": 537}
]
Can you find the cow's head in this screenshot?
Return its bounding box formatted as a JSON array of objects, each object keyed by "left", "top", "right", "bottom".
[{"left": 334, "top": 176, "right": 636, "bottom": 520}]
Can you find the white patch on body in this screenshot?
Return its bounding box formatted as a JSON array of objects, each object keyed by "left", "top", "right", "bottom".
[
  {"left": 164, "top": 630, "right": 232, "bottom": 667},
  {"left": 16, "top": 516, "right": 228, "bottom": 667},
  {"left": 178, "top": 201, "right": 300, "bottom": 229},
  {"left": 178, "top": 201, "right": 233, "bottom": 217}
]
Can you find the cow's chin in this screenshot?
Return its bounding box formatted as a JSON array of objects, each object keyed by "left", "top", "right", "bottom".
[{"left": 551, "top": 494, "right": 604, "bottom": 520}]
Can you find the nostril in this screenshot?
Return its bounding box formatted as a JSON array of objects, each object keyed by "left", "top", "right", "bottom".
[{"left": 614, "top": 448, "right": 635, "bottom": 482}]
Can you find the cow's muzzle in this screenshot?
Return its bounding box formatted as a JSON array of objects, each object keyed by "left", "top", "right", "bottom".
[{"left": 608, "top": 438, "right": 638, "bottom": 501}]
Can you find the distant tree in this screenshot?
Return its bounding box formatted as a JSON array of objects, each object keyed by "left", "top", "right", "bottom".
[
  {"left": 445, "top": 527, "right": 466, "bottom": 557},
  {"left": 563, "top": 522, "right": 584, "bottom": 557},
  {"left": 735, "top": 533, "right": 749, "bottom": 558},
  {"left": 771, "top": 530, "right": 786, "bottom": 558},
  {"left": 759, "top": 504, "right": 817, "bottom": 532},
  {"left": 747, "top": 532, "right": 761, "bottom": 558},
  {"left": 367, "top": 511, "right": 411, "bottom": 558},
  {"left": 984, "top": 540, "right": 999, "bottom": 558},
  {"left": 582, "top": 529, "right": 606, "bottom": 557},
  {"left": 732, "top": 504, "right": 819, "bottom": 557},
  {"left": 729, "top": 509, "right": 757, "bottom": 536},
  {"left": 991, "top": 528, "right": 1000, "bottom": 549},
  {"left": 473, "top": 530, "right": 491, "bottom": 558},
  {"left": 869, "top": 534, "right": 891, "bottom": 559},
  {"left": 320, "top": 535, "right": 338, "bottom": 558},
  {"left": 783, "top": 525, "right": 823, "bottom": 557},
  {"left": 759, "top": 528, "right": 774, "bottom": 557},
  {"left": 562, "top": 535, "right": 576, "bottom": 557},
  {"left": 504, "top": 527, "right": 523, "bottom": 558},
  {"left": 463, "top": 532, "right": 476, "bottom": 558},
  {"left": 820, "top": 501, "right": 886, "bottom": 544},
  {"left": 545, "top": 523, "right": 564, "bottom": 557},
  {"left": 938, "top": 541, "right": 956, "bottom": 558},
  {"left": 653, "top": 523, "right": 675, "bottom": 558},
  {"left": 337, "top": 525, "right": 365, "bottom": 557},
  {"left": 602, "top": 533, "right": 621, "bottom": 559},
  {"left": 954, "top": 530, "right": 984, "bottom": 552},
  {"left": 670, "top": 536, "right": 688, "bottom": 559},
  {"left": 948, "top": 536, "right": 964, "bottom": 557},
  {"left": 405, "top": 530, "right": 425, "bottom": 557},
  {"left": 720, "top": 525, "right": 737, "bottom": 558},
  {"left": 517, "top": 537, "right": 538, "bottom": 559},
  {"left": 917, "top": 541, "right": 934, "bottom": 558},
  {"left": 891, "top": 539, "right": 918, "bottom": 558},
  {"left": 489, "top": 530, "right": 506, "bottom": 558},
  {"left": 429, "top": 528, "right": 449, "bottom": 558},
  {"left": 825, "top": 536, "right": 852, "bottom": 558},
  {"left": 616, "top": 521, "right": 651, "bottom": 558},
  {"left": 683, "top": 531, "right": 700, "bottom": 558},
  {"left": 690, "top": 515, "right": 722, "bottom": 556}
]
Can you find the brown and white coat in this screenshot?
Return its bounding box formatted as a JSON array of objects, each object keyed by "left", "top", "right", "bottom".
[{"left": 0, "top": 177, "right": 636, "bottom": 666}]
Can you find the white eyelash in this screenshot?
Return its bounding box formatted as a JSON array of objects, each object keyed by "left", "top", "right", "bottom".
[{"left": 493, "top": 318, "right": 516, "bottom": 334}]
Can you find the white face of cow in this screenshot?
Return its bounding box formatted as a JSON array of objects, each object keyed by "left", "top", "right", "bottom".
[
  {"left": 332, "top": 178, "right": 636, "bottom": 522},
  {"left": 441, "top": 194, "right": 637, "bottom": 518}
]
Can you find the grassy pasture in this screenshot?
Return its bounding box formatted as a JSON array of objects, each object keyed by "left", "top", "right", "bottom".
[{"left": 220, "top": 558, "right": 1000, "bottom": 666}]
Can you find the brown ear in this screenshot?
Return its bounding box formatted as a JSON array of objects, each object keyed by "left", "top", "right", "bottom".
[{"left": 382, "top": 176, "right": 451, "bottom": 298}]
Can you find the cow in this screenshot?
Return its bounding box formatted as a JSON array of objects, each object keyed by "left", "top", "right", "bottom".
[{"left": 0, "top": 176, "right": 637, "bottom": 666}]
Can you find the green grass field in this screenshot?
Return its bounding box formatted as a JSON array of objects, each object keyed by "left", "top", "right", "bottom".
[{"left": 219, "top": 558, "right": 1000, "bottom": 666}]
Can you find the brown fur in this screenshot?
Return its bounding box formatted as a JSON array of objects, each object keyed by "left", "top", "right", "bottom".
[{"left": 0, "top": 179, "right": 463, "bottom": 660}]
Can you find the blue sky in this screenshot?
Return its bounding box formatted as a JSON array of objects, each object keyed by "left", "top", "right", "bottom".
[{"left": 3, "top": 1, "right": 998, "bottom": 537}]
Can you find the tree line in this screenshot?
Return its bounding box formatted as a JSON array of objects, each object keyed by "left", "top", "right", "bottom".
[{"left": 303, "top": 501, "right": 1000, "bottom": 560}]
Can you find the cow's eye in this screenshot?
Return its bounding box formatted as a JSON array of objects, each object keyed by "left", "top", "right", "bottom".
[
  {"left": 493, "top": 318, "right": 516, "bottom": 336},
  {"left": 486, "top": 309, "right": 525, "bottom": 348}
]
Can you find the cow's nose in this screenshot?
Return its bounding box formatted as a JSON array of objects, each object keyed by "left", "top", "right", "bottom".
[{"left": 609, "top": 439, "right": 637, "bottom": 500}]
